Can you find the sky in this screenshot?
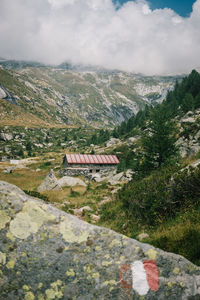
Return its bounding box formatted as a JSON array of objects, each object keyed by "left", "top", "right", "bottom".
[
  {"left": 0, "top": 0, "right": 200, "bottom": 75},
  {"left": 116, "top": 0, "right": 196, "bottom": 17}
]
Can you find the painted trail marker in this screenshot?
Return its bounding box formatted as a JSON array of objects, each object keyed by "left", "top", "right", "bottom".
[{"left": 120, "top": 260, "right": 159, "bottom": 296}]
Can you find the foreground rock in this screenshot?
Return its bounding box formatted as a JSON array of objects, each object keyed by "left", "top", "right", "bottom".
[
  {"left": 0, "top": 180, "right": 200, "bottom": 300},
  {"left": 37, "top": 169, "right": 62, "bottom": 192}
]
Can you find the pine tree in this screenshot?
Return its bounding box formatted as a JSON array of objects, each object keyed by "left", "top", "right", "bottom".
[
  {"left": 141, "top": 105, "right": 177, "bottom": 170},
  {"left": 182, "top": 93, "right": 195, "bottom": 113}
]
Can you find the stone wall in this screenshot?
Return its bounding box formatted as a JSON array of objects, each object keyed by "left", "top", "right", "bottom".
[{"left": 61, "top": 164, "right": 117, "bottom": 178}]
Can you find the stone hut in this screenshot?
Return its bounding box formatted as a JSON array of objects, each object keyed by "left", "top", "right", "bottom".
[{"left": 62, "top": 154, "right": 119, "bottom": 176}]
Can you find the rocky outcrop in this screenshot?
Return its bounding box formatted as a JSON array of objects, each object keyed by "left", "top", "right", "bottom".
[
  {"left": 57, "top": 176, "right": 86, "bottom": 187},
  {"left": 0, "top": 132, "right": 13, "bottom": 141},
  {"left": 106, "top": 138, "right": 121, "bottom": 147},
  {"left": 93, "top": 169, "right": 133, "bottom": 185},
  {"left": 0, "top": 180, "right": 200, "bottom": 299},
  {"left": 37, "top": 169, "right": 62, "bottom": 192},
  {"left": 0, "top": 87, "right": 7, "bottom": 99}
]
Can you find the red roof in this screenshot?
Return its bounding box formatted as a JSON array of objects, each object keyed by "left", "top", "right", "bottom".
[{"left": 65, "top": 154, "right": 119, "bottom": 165}]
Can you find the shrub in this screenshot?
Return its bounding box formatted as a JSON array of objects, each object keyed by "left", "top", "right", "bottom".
[
  {"left": 151, "top": 226, "right": 200, "bottom": 266},
  {"left": 119, "top": 165, "right": 200, "bottom": 226},
  {"left": 69, "top": 188, "right": 80, "bottom": 197},
  {"left": 171, "top": 165, "right": 200, "bottom": 208},
  {"left": 23, "top": 190, "right": 49, "bottom": 202}
]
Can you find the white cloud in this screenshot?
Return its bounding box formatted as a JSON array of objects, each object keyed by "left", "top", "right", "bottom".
[{"left": 0, "top": 0, "right": 200, "bottom": 75}]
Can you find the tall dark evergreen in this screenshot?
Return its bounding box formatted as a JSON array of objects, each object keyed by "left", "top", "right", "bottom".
[{"left": 141, "top": 105, "right": 177, "bottom": 170}]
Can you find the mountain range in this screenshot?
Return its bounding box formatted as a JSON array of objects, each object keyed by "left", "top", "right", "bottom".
[{"left": 0, "top": 59, "right": 181, "bottom": 128}]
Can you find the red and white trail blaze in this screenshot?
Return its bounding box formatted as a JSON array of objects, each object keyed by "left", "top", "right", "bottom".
[{"left": 120, "top": 260, "right": 159, "bottom": 296}]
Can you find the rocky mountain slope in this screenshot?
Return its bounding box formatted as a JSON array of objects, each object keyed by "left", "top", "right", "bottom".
[
  {"left": 0, "top": 180, "right": 200, "bottom": 300},
  {"left": 0, "top": 60, "right": 179, "bottom": 128}
]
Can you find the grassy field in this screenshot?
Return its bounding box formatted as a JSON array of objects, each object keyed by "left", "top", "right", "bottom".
[{"left": 0, "top": 153, "right": 113, "bottom": 224}]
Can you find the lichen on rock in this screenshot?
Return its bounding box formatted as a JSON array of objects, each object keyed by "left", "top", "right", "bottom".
[{"left": 0, "top": 180, "right": 200, "bottom": 299}]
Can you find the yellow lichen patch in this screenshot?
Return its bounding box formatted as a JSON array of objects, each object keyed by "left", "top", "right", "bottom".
[
  {"left": 105, "top": 254, "right": 110, "bottom": 259},
  {"left": 6, "top": 231, "right": 15, "bottom": 242},
  {"left": 95, "top": 246, "right": 101, "bottom": 251},
  {"left": 83, "top": 265, "right": 92, "bottom": 273},
  {"left": 109, "top": 239, "right": 121, "bottom": 248},
  {"left": 66, "top": 269, "right": 75, "bottom": 277},
  {"left": 0, "top": 252, "right": 6, "bottom": 265},
  {"left": 102, "top": 261, "right": 113, "bottom": 267},
  {"left": 104, "top": 280, "right": 117, "bottom": 286},
  {"left": 83, "top": 247, "right": 91, "bottom": 253},
  {"left": 135, "top": 246, "right": 141, "bottom": 253},
  {"left": 6, "top": 259, "right": 15, "bottom": 269},
  {"left": 37, "top": 283, "right": 43, "bottom": 289},
  {"left": 42, "top": 204, "right": 47, "bottom": 211},
  {"left": 9, "top": 201, "right": 56, "bottom": 239},
  {"left": 24, "top": 291, "right": 35, "bottom": 300},
  {"left": 167, "top": 282, "right": 172, "bottom": 289},
  {"left": 173, "top": 267, "right": 180, "bottom": 275},
  {"left": 23, "top": 285, "right": 30, "bottom": 291},
  {"left": 51, "top": 280, "right": 62, "bottom": 288},
  {"left": 59, "top": 219, "right": 90, "bottom": 243},
  {"left": 37, "top": 294, "right": 45, "bottom": 300},
  {"left": 45, "top": 280, "right": 63, "bottom": 299},
  {"left": 92, "top": 272, "right": 100, "bottom": 279},
  {"left": 145, "top": 248, "right": 157, "bottom": 260},
  {"left": 180, "top": 282, "right": 185, "bottom": 288},
  {"left": 45, "top": 289, "right": 56, "bottom": 300},
  {"left": 0, "top": 210, "right": 11, "bottom": 230}
]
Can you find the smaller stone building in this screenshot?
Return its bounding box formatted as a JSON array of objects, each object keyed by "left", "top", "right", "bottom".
[{"left": 62, "top": 154, "right": 119, "bottom": 176}]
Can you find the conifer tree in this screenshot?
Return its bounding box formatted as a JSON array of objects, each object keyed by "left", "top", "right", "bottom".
[{"left": 141, "top": 105, "right": 177, "bottom": 170}]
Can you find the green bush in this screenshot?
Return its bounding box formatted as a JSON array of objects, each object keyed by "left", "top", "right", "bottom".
[
  {"left": 172, "top": 165, "right": 200, "bottom": 208},
  {"left": 69, "top": 188, "right": 80, "bottom": 197},
  {"left": 119, "top": 165, "right": 200, "bottom": 226},
  {"left": 151, "top": 227, "right": 200, "bottom": 265},
  {"left": 23, "top": 190, "right": 49, "bottom": 202},
  {"left": 39, "top": 161, "right": 52, "bottom": 168}
]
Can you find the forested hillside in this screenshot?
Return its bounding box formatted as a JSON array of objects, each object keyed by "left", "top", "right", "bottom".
[
  {"left": 99, "top": 70, "right": 200, "bottom": 265},
  {"left": 112, "top": 69, "right": 200, "bottom": 138}
]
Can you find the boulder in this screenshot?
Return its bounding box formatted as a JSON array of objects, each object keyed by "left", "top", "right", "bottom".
[
  {"left": 0, "top": 132, "right": 13, "bottom": 141},
  {"left": 57, "top": 176, "right": 86, "bottom": 187},
  {"left": 0, "top": 180, "right": 199, "bottom": 299},
  {"left": 0, "top": 87, "right": 7, "bottom": 99},
  {"left": 108, "top": 172, "right": 124, "bottom": 185},
  {"left": 90, "top": 214, "right": 100, "bottom": 222},
  {"left": 127, "top": 137, "right": 139, "bottom": 145},
  {"left": 190, "top": 159, "right": 200, "bottom": 168},
  {"left": 98, "top": 196, "right": 113, "bottom": 206},
  {"left": 106, "top": 138, "right": 121, "bottom": 147},
  {"left": 37, "top": 169, "right": 62, "bottom": 192},
  {"left": 73, "top": 206, "right": 92, "bottom": 217},
  {"left": 181, "top": 116, "right": 196, "bottom": 123},
  {"left": 3, "top": 167, "right": 16, "bottom": 174},
  {"left": 138, "top": 233, "right": 150, "bottom": 241}
]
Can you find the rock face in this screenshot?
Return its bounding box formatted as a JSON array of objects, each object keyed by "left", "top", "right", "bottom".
[
  {"left": 0, "top": 180, "right": 200, "bottom": 300},
  {"left": 0, "top": 87, "right": 7, "bottom": 99},
  {"left": 37, "top": 169, "right": 62, "bottom": 192},
  {"left": 57, "top": 176, "right": 86, "bottom": 187}
]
